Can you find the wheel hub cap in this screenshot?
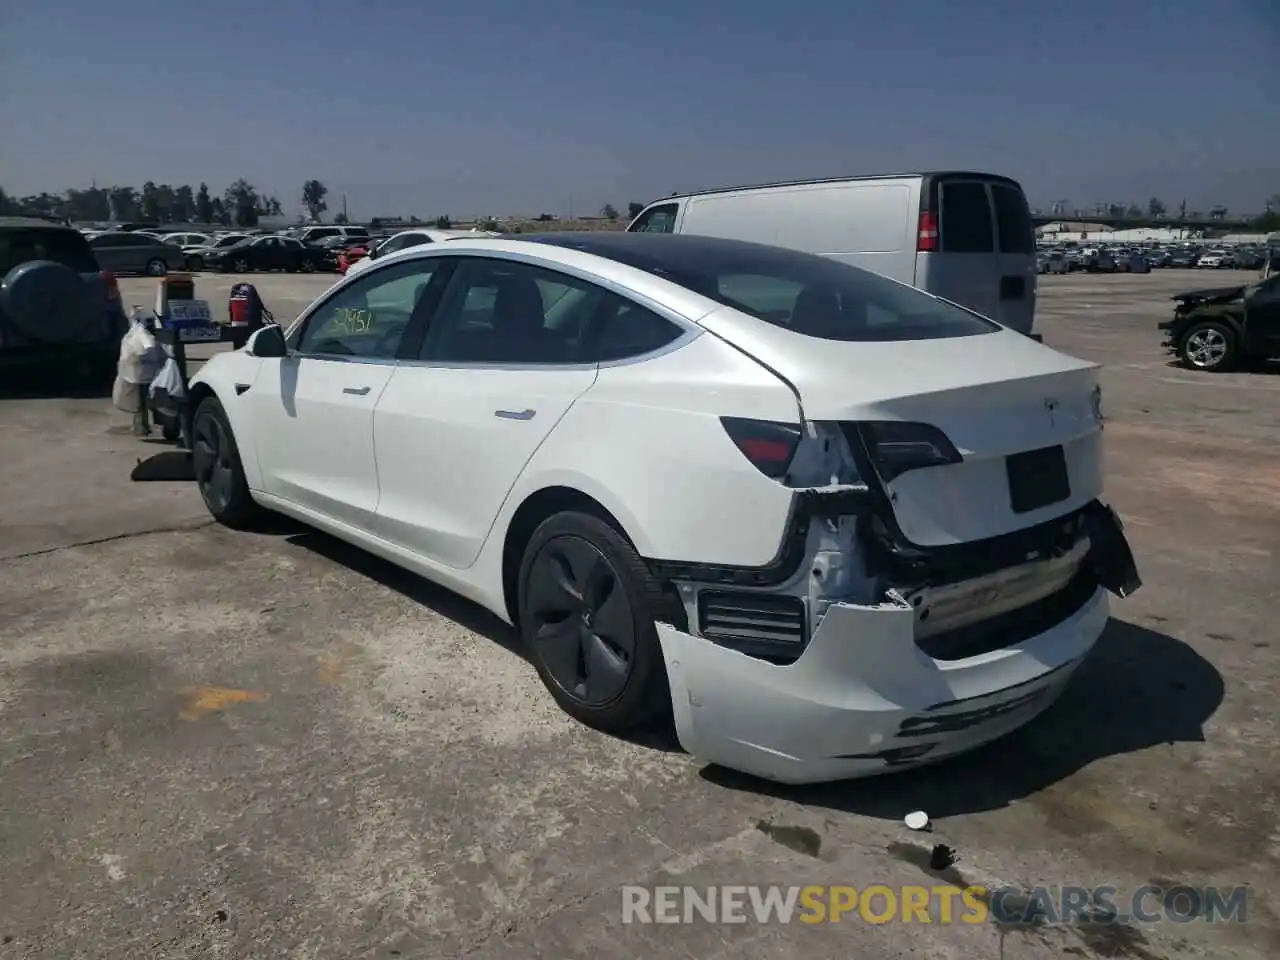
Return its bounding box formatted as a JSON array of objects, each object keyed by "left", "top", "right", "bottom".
[{"left": 525, "top": 536, "right": 636, "bottom": 706}]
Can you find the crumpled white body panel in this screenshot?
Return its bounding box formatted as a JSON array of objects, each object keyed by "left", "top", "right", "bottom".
[{"left": 658, "top": 587, "right": 1110, "bottom": 785}]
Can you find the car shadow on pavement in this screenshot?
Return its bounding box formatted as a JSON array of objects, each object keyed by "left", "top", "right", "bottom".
[
  {"left": 0, "top": 365, "right": 113, "bottom": 400},
  {"left": 283, "top": 528, "right": 524, "bottom": 656},
  {"left": 278, "top": 526, "right": 685, "bottom": 753},
  {"left": 700, "top": 618, "right": 1225, "bottom": 817}
]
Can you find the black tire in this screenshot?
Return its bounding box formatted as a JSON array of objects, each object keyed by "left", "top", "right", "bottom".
[
  {"left": 517, "top": 511, "right": 670, "bottom": 733},
  {"left": 1178, "top": 320, "right": 1238, "bottom": 373},
  {"left": 299, "top": 259, "right": 316, "bottom": 273},
  {"left": 191, "top": 396, "right": 266, "bottom": 528},
  {"left": 232, "top": 257, "right": 250, "bottom": 273},
  {"left": 145, "top": 258, "right": 167, "bottom": 277},
  {"left": 187, "top": 256, "right": 204, "bottom": 272}
]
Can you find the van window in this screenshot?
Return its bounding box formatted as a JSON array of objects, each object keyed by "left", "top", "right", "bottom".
[
  {"left": 628, "top": 203, "right": 678, "bottom": 234},
  {"left": 940, "top": 182, "right": 994, "bottom": 254},
  {"left": 992, "top": 184, "right": 1034, "bottom": 254}
]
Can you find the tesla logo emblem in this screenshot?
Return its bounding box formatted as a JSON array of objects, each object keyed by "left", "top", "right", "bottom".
[{"left": 1044, "top": 398, "right": 1059, "bottom": 426}]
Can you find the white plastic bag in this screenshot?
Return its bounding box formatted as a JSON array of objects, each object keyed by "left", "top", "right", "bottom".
[
  {"left": 117, "top": 319, "right": 166, "bottom": 385},
  {"left": 112, "top": 375, "right": 142, "bottom": 413},
  {"left": 149, "top": 356, "right": 185, "bottom": 416}
]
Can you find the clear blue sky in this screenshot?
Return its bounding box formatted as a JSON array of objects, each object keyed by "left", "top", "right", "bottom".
[{"left": 1, "top": 0, "right": 1276, "bottom": 220}]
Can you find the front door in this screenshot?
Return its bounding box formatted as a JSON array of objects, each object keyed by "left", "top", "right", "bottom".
[
  {"left": 251, "top": 256, "right": 446, "bottom": 528},
  {"left": 372, "top": 256, "right": 602, "bottom": 568},
  {"left": 1245, "top": 275, "right": 1280, "bottom": 353}
]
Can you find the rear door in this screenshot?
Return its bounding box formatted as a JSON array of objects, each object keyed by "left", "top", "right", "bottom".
[
  {"left": 371, "top": 255, "right": 601, "bottom": 568},
  {"left": 914, "top": 176, "right": 1037, "bottom": 334}
]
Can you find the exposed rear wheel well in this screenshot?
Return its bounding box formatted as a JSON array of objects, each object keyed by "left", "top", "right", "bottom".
[{"left": 501, "top": 486, "right": 630, "bottom": 624}]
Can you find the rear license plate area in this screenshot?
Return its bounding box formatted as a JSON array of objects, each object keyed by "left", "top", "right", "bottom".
[
  {"left": 1006, "top": 445, "right": 1070, "bottom": 513},
  {"left": 1000, "top": 275, "right": 1027, "bottom": 300}
]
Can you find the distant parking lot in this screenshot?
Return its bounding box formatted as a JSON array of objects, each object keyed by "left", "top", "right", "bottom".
[{"left": 1, "top": 269, "right": 1276, "bottom": 959}]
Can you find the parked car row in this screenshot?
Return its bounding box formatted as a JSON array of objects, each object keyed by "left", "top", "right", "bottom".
[{"left": 1037, "top": 241, "right": 1276, "bottom": 276}]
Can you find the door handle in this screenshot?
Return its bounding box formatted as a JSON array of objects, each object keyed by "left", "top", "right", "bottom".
[
  {"left": 343, "top": 386, "right": 372, "bottom": 396},
  {"left": 495, "top": 408, "right": 536, "bottom": 421}
]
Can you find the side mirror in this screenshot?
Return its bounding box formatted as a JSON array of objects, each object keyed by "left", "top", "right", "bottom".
[
  {"left": 366, "top": 242, "right": 379, "bottom": 261},
  {"left": 246, "top": 324, "right": 288, "bottom": 358}
]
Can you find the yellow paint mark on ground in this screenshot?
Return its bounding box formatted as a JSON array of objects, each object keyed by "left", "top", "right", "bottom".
[
  {"left": 178, "top": 685, "right": 269, "bottom": 721},
  {"left": 317, "top": 652, "right": 345, "bottom": 685},
  {"left": 316, "top": 644, "right": 360, "bottom": 685}
]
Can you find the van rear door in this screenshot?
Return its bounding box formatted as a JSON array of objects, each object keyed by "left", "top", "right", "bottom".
[{"left": 914, "top": 175, "right": 1037, "bottom": 334}]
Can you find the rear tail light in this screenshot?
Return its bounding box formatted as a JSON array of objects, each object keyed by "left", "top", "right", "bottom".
[
  {"left": 100, "top": 269, "right": 120, "bottom": 301},
  {"left": 720, "top": 417, "right": 801, "bottom": 479},
  {"left": 917, "top": 211, "right": 939, "bottom": 252},
  {"left": 861, "top": 421, "right": 961, "bottom": 482}
]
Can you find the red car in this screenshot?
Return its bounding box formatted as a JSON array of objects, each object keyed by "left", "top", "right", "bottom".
[{"left": 337, "top": 239, "right": 379, "bottom": 274}]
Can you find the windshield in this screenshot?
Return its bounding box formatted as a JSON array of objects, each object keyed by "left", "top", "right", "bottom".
[{"left": 533, "top": 233, "right": 999, "bottom": 342}]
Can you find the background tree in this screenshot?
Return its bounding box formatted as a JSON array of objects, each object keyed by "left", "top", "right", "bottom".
[
  {"left": 225, "top": 179, "right": 260, "bottom": 227},
  {"left": 1209, "top": 205, "right": 1227, "bottom": 221},
  {"left": 1106, "top": 202, "right": 1125, "bottom": 218},
  {"left": 1125, "top": 201, "right": 1142, "bottom": 218},
  {"left": 173, "top": 184, "right": 195, "bottom": 222},
  {"left": 333, "top": 211, "right": 349, "bottom": 224},
  {"left": 140, "top": 181, "right": 161, "bottom": 221},
  {"left": 301, "top": 179, "right": 328, "bottom": 222},
  {"left": 108, "top": 186, "right": 138, "bottom": 221},
  {"left": 434, "top": 215, "right": 451, "bottom": 228},
  {"left": 627, "top": 202, "right": 644, "bottom": 218},
  {"left": 479, "top": 217, "right": 499, "bottom": 231},
  {"left": 1147, "top": 197, "right": 1166, "bottom": 218},
  {"left": 601, "top": 203, "right": 619, "bottom": 220},
  {"left": 195, "top": 183, "right": 213, "bottom": 223},
  {"left": 210, "top": 196, "right": 229, "bottom": 226}
]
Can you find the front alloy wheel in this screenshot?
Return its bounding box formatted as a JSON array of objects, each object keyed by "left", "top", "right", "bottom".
[
  {"left": 190, "top": 397, "right": 265, "bottom": 528},
  {"left": 1179, "top": 321, "right": 1236, "bottom": 372}
]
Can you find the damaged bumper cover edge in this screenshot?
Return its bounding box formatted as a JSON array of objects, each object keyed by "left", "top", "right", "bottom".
[{"left": 657, "top": 504, "right": 1139, "bottom": 785}]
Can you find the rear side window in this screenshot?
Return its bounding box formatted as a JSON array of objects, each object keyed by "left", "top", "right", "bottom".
[
  {"left": 940, "top": 182, "right": 994, "bottom": 253},
  {"left": 0, "top": 228, "right": 99, "bottom": 273},
  {"left": 992, "top": 184, "right": 1034, "bottom": 254},
  {"left": 587, "top": 296, "right": 683, "bottom": 362},
  {"left": 628, "top": 203, "right": 678, "bottom": 234}
]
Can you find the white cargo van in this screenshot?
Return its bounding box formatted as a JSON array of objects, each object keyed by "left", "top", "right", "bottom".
[{"left": 627, "top": 172, "right": 1038, "bottom": 334}]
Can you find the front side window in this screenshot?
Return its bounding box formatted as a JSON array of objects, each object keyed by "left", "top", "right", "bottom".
[
  {"left": 421, "top": 258, "right": 604, "bottom": 364},
  {"left": 295, "top": 258, "right": 441, "bottom": 359},
  {"left": 628, "top": 203, "right": 679, "bottom": 234}
]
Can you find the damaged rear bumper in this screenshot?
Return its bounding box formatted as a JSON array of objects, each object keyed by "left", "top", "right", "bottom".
[{"left": 657, "top": 504, "right": 1139, "bottom": 785}]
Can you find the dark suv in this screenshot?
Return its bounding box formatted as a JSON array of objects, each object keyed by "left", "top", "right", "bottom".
[{"left": 0, "top": 218, "right": 128, "bottom": 377}]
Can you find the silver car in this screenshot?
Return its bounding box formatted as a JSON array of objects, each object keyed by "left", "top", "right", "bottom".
[{"left": 87, "top": 232, "right": 186, "bottom": 276}]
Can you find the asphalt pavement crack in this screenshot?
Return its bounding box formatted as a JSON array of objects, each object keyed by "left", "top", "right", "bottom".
[{"left": 0, "top": 518, "right": 213, "bottom": 563}]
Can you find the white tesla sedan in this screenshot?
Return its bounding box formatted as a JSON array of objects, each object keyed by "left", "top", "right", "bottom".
[{"left": 187, "top": 232, "right": 1141, "bottom": 784}]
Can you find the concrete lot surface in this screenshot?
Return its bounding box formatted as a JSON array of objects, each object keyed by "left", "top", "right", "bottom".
[{"left": 0, "top": 270, "right": 1276, "bottom": 958}]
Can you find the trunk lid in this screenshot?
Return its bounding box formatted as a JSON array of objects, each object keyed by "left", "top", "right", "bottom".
[{"left": 700, "top": 308, "right": 1104, "bottom": 545}]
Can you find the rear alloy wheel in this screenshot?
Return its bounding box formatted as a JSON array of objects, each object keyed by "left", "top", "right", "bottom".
[
  {"left": 233, "top": 257, "right": 250, "bottom": 273},
  {"left": 518, "top": 511, "right": 670, "bottom": 732},
  {"left": 1179, "top": 320, "right": 1237, "bottom": 373},
  {"left": 299, "top": 259, "right": 316, "bottom": 273},
  {"left": 187, "top": 256, "right": 204, "bottom": 271},
  {"left": 191, "top": 397, "right": 266, "bottom": 528},
  {"left": 145, "top": 258, "right": 167, "bottom": 276}
]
